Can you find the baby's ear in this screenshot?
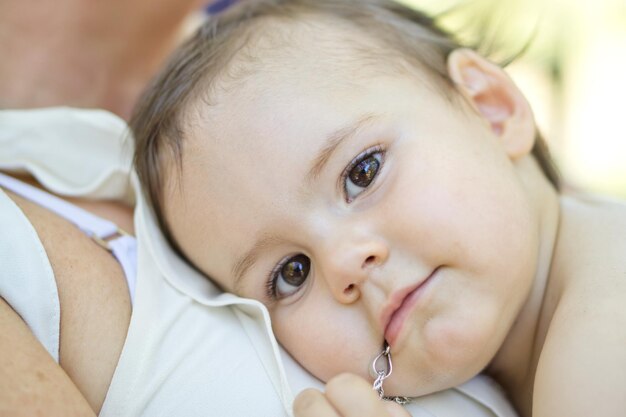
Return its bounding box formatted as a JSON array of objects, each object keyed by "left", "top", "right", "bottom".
[{"left": 447, "top": 48, "right": 535, "bottom": 159}]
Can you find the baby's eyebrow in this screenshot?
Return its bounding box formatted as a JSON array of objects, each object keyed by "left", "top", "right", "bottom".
[
  {"left": 232, "top": 233, "right": 284, "bottom": 293},
  {"left": 306, "top": 113, "right": 381, "bottom": 185}
]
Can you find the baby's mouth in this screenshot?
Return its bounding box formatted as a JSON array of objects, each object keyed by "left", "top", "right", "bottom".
[{"left": 382, "top": 267, "right": 440, "bottom": 347}]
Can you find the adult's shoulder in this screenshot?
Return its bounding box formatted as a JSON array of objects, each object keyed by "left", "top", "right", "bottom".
[{"left": 2, "top": 187, "right": 132, "bottom": 412}]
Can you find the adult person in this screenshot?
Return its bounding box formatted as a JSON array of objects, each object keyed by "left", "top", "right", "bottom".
[{"left": 0, "top": 0, "right": 517, "bottom": 416}]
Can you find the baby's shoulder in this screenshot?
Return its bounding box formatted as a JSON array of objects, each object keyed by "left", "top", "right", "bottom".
[
  {"left": 534, "top": 195, "right": 626, "bottom": 416},
  {"left": 556, "top": 194, "right": 626, "bottom": 293}
]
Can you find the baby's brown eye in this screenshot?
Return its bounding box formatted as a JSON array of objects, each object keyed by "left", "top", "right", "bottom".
[
  {"left": 272, "top": 254, "right": 311, "bottom": 298},
  {"left": 344, "top": 150, "right": 384, "bottom": 201},
  {"left": 349, "top": 155, "right": 380, "bottom": 188},
  {"left": 281, "top": 255, "right": 310, "bottom": 286}
]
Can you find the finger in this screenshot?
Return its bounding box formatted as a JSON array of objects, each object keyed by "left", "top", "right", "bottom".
[
  {"left": 383, "top": 400, "right": 413, "bottom": 417},
  {"left": 325, "top": 373, "right": 396, "bottom": 417},
  {"left": 293, "top": 388, "right": 340, "bottom": 417}
]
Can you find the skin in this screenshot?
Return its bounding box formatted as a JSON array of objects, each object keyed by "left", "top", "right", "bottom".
[
  {"left": 0, "top": 0, "right": 204, "bottom": 118},
  {"left": 294, "top": 373, "right": 410, "bottom": 417},
  {"left": 167, "top": 18, "right": 626, "bottom": 417},
  {"left": 0, "top": 3, "right": 417, "bottom": 416},
  {"left": 1, "top": 191, "right": 132, "bottom": 414},
  {"left": 0, "top": 0, "right": 204, "bottom": 414},
  {"left": 169, "top": 17, "right": 543, "bottom": 398}
]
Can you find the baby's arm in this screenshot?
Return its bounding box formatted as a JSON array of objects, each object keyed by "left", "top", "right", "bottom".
[
  {"left": 0, "top": 297, "right": 96, "bottom": 417},
  {"left": 293, "top": 374, "right": 410, "bottom": 417}
]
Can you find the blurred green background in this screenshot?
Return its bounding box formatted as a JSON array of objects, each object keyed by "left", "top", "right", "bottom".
[{"left": 401, "top": 0, "right": 626, "bottom": 198}]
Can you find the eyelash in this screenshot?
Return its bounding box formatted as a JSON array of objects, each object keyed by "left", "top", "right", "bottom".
[
  {"left": 340, "top": 144, "right": 385, "bottom": 202},
  {"left": 265, "top": 262, "right": 282, "bottom": 301}
]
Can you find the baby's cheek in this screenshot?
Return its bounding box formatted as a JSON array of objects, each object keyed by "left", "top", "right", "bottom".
[
  {"left": 272, "top": 308, "right": 378, "bottom": 383},
  {"left": 423, "top": 301, "right": 503, "bottom": 375}
]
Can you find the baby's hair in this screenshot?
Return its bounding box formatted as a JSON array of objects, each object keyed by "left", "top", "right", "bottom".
[{"left": 132, "top": 0, "right": 560, "bottom": 245}]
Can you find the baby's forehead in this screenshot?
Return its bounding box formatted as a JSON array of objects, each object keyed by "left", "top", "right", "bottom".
[
  {"left": 183, "top": 14, "right": 446, "bottom": 161},
  {"left": 212, "top": 14, "right": 420, "bottom": 101},
  {"left": 186, "top": 18, "right": 420, "bottom": 154}
]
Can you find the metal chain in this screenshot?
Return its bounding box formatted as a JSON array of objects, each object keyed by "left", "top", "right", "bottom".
[
  {"left": 370, "top": 342, "right": 413, "bottom": 405},
  {"left": 371, "top": 343, "right": 392, "bottom": 398}
]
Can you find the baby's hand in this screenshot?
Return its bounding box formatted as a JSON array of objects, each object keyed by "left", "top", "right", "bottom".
[{"left": 293, "top": 373, "right": 410, "bottom": 417}]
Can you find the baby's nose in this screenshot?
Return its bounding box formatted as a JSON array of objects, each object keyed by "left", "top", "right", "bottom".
[{"left": 322, "top": 236, "right": 388, "bottom": 304}]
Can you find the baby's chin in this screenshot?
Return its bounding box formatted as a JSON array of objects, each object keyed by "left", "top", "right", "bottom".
[
  {"left": 380, "top": 369, "right": 461, "bottom": 398},
  {"left": 382, "top": 379, "right": 432, "bottom": 398}
]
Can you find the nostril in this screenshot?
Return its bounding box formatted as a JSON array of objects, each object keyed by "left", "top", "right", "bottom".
[
  {"left": 344, "top": 284, "right": 355, "bottom": 295},
  {"left": 364, "top": 255, "right": 376, "bottom": 266}
]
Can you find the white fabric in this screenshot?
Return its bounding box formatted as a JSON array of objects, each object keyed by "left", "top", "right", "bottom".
[
  {"left": 0, "top": 107, "right": 518, "bottom": 417},
  {"left": 0, "top": 108, "right": 134, "bottom": 204},
  {"left": 0, "top": 171, "right": 119, "bottom": 239},
  {"left": 0, "top": 188, "right": 60, "bottom": 361},
  {"left": 109, "top": 234, "right": 138, "bottom": 302}
]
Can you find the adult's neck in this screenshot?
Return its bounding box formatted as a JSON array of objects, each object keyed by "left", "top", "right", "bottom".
[{"left": 0, "top": 0, "right": 203, "bottom": 119}]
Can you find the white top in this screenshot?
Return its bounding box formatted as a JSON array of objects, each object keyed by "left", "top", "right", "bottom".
[{"left": 0, "top": 107, "right": 518, "bottom": 417}]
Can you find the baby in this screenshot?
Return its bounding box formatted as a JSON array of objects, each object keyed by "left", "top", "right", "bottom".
[{"left": 131, "top": 1, "right": 626, "bottom": 416}]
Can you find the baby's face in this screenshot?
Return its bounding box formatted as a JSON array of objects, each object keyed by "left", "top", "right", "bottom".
[{"left": 166, "top": 24, "right": 539, "bottom": 396}]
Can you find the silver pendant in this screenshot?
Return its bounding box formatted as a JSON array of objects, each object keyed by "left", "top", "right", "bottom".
[{"left": 370, "top": 342, "right": 413, "bottom": 405}]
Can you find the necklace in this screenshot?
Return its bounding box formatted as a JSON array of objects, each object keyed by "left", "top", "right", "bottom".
[{"left": 371, "top": 342, "right": 414, "bottom": 405}]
